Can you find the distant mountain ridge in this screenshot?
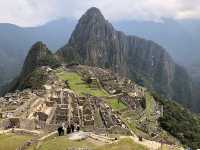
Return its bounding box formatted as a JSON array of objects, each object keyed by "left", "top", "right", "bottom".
[{"left": 57, "top": 7, "right": 194, "bottom": 111}]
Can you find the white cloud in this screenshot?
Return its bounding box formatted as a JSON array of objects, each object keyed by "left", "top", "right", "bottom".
[{"left": 0, "top": 0, "right": 200, "bottom": 27}]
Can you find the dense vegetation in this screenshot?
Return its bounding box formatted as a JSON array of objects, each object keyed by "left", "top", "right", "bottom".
[
  {"left": 153, "top": 93, "right": 200, "bottom": 149},
  {"left": 38, "top": 54, "right": 61, "bottom": 69}
]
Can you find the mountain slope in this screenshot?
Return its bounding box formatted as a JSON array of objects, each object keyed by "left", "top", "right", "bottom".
[
  {"left": 153, "top": 92, "right": 200, "bottom": 149},
  {"left": 57, "top": 7, "right": 193, "bottom": 111},
  {"left": 114, "top": 19, "right": 200, "bottom": 65}
]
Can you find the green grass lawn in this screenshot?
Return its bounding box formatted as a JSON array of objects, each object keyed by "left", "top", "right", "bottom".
[
  {"left": 144, "top": 92, "right": 154, "bottom": 118},
  {"left": 37, "top": 136, "right": 97, "bottom": 150},
  {"left": 0, "top": 133, "right": 32, "bottom": 150},
  {"left": 118, "top": 92, "right": 157, "bottom": 138},
  {"left": 56, "top": 70, "right": 127, "bottom": 111},
  {"left": 57, "top": 71, "right": 108, "bottom": 97},
  {"left": 105, "top": 98, "right": 127, "bottom": 111},
  {"left": 36, "top": 136, "right": 148, "bottom": 150}
]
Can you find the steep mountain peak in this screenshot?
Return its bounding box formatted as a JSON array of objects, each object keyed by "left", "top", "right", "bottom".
[
  {"left": 84, "top": 7, "right": 103, "bottom": 17},
  {"left": 21, "top": 41, "right": 59, "bottom": 78},
  {"left": 77, "top": 7, "right": 106, "bottom": 28},
  {"left": 67, "top": 7, "right": 112, "bottom": 46},
  {"left": 1, "top": 41, "right": 60, "bottom": 94},
  {"left": 30, "top": 41, "right": 48, "bottom": 52}
]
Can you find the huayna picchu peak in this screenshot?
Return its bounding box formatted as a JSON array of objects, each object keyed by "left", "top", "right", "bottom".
[
  {"left": 84, "top": 7, "right": 104, "bottom": 18},
  {"left": 0, "top": 7, "right": 200, "bottom": 150}
]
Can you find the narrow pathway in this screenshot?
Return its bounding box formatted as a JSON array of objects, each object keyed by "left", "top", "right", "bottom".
[{"left": 120, "top": 135, "right": 184, "bottom": 150}]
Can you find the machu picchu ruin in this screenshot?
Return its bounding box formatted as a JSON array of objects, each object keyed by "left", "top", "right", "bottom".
[
  {"left": 0, "top": 65, "right": 147, "bottom": 132},
  {"left": 0, "top": 65, "right": 184, "bottom": 150}
]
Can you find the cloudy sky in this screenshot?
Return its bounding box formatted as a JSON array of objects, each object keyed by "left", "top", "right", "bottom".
[{"left": 0, "top": 0, "right": 200, "bottom": 27}]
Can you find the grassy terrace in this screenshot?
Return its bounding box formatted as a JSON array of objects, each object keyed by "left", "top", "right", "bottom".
[
  {"left": 56, "top": 69, "right": 161, "bottom": 140},
  {"left": 0, "top": 133, "right": 32, "bottom": 150},
  {"left": 119, "top": 91, "right": 157, "bottom": 139},
  {"left": 37, "top": 136, "right": 97, "bottom": 150},
  {"left": 56, "top": 70, "right": 127, "bottom": 111},
  {"left": 36, "top": 136, "right": 148, "bottom": 150},
  {"left": 144, "top": 92, "right": 154, "bottom": 118},
  {"left": 56, "top": 69, "right": 156, "bottom": 136},
  {"left": 57, "top": 71, "right": 107, "bottom": 97}
]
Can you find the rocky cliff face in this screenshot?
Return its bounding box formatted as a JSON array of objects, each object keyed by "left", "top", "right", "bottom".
[{"left": 57, "top": 7, "right": 193, "bottom": 110}]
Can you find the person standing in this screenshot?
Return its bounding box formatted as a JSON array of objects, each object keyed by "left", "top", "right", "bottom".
[
  {"left": 67, "top": 125, "right": 71, "bottom": 134},
  {"left": 71, "top": 124, "right": 75, "bottom": 132},
  {"left": 76, "top": 124, "right": 80, "bottom": 132}
]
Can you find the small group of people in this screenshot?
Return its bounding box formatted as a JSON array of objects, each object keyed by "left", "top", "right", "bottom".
[
  {"left": 57, "top": 123, "right": 80, "bottom": 136},
  {"left": 138, "top": 136, "right": 143, "bottom": 141}
]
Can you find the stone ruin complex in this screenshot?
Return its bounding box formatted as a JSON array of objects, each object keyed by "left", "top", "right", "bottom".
[{"left": 0, "top": 65, "right": 163, "bottom": 137}]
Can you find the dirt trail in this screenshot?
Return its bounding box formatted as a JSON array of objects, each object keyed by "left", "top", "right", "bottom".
[
  {"left": 120, "top": 135, "right": 184, "bottom": 150},
  {"left": 38, "top": 131, "right": 57, "bottom": 141}
]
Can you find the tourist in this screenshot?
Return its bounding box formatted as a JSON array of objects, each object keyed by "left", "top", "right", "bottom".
[
  {"left": 76, "top": 124, "right": 80, "bottom": 132},
  {"left": 67, "top": 125, "right": 71, "bottom": 134},
  {"left": 57, "top": 126, "right": 64, "bottom": 136},
  {"left": 71, "top": 124, "right": 75, "bottom": 132},
  {"left": 138, "top": 136, "right": 143, "bottom": 141}
]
